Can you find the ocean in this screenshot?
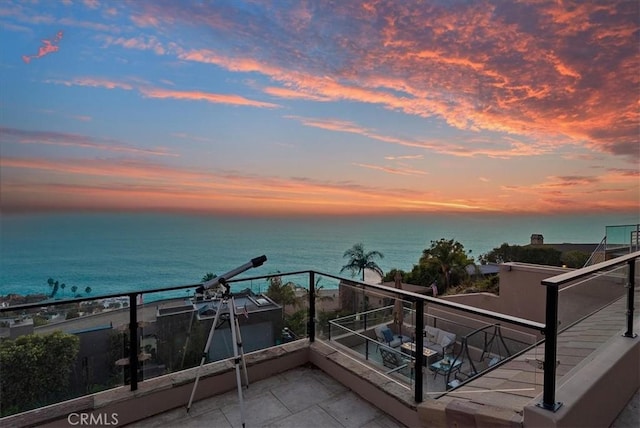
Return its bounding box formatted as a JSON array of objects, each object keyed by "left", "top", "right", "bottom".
[{"left": 1, "top": 212, "right": 637, "bottom": 301}]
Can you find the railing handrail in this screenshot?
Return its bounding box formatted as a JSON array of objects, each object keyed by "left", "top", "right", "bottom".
[
  {"left": 538, "top": 250, "right": 639, "bottom": 412},
  {"left": 355, "top": 280, "right": 545, "bottom": 331},
  {"left": 1, "top": 269, "right": 544, "bottom": 332},
  {"left": 0, "top": 270, "right": 312, "bottom": 314},
  {"left": 543, "top": 250, "right": 640, "bottom": 286},
  {"left": 583, "top": 235, "right": 606, "bottom": 267}
]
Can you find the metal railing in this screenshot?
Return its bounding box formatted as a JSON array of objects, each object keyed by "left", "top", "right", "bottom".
[
  {"left": 539, "top": 250, "right": 639, "bottom": 411},
  {"left": 2, "top": 253, "right": 637, "bottom": 416}
]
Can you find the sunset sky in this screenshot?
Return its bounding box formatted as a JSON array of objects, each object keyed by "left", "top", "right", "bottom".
[{"left": 1, "top": 0, "right": 638, "bottom": 216}]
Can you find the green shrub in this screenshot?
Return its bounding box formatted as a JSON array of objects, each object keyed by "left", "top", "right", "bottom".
[{"left": 0, "top": 331, "right": 80, "bottom": 416}]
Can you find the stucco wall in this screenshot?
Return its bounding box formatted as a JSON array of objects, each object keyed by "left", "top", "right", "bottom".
[{"left": 443, "top": 262, "right": 626, "bottom": 326}]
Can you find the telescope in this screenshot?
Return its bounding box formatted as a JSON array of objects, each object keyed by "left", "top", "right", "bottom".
[
  {"left": 196, "top": 255, "right": 267, "bottom": 294},
  {"left": 188, "top": 254, "right": 268, "bottom": 425}
]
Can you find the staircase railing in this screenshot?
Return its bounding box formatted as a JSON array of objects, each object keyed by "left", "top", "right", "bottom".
[{"left": 583, "top": 236, "right": 606, "bottom": 267}]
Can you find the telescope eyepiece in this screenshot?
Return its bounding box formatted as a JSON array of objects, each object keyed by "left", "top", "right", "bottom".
[{"left": 252, "top": 255, "right": 267, "bottom": 267}]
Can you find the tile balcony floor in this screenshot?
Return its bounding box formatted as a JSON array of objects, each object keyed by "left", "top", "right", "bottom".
[{"left": 126, "top": 365, "right": 406, "bottom": 428}]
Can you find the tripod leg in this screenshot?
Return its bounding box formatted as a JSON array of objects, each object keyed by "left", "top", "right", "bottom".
[
  {"left": 186, "top": 300, "right": 223, "bottom": 412},
  {"left": 229, "top": 298, "right": 247, "bottom": 427},
  {"left": 233, "top": 305, "right": 249, "bottom": 389}
]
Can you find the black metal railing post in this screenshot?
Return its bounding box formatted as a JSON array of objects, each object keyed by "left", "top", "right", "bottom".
[
  {"left": 128, "top": 293, "right": 139, "bottom": 391},
  {"left": 308, "top": 271, "right": 316, "bottom": 342},
  {"left": 414, "top": 299, "right": 424, "bottom": 402},
  {"left": 623, "top": 260, "right": 637, "bottom": 338},
  {"left": 538, "top": 285, "right": 561, "bottom": 411}
]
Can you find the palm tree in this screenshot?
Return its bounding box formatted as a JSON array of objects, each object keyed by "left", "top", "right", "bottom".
[
  {"left": 71, "top": 285, "right": 78, "bottom": 296},
  {"left": 298, "top": 277, "right": 335, "bottom": 310},
  {"left": 265, "top": 274, "right": 299, "bottom": 308},
  {"left": 201, "top": 272, "right": 216, "bottom": 282},
  {"left": 84, "top": 286, "right": 92, "bottom": 295},
  {"left": 47, "top": 278, "right": 56, "bottom": 298},
  {"left": 47, "top": 278, "right": 64, "bottom": 299},
  {"left": 340, "top": 243, "right": 384, "bottom": 281}
]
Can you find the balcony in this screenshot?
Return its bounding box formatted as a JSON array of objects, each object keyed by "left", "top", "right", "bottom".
[{"left": 1, "top": 253, "right": 638, "bottom": 427}]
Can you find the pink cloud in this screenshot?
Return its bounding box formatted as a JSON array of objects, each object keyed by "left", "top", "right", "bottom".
[
  {"left": 104, "top": 35, "right": 165, "bottom": 55},
  {"left": 131, "top": 14, "right": 162, "bottom": 28},
  {"left": 1, "top": 127, "right": 177, "bottom": 157},
  {"left": 83, "top": 0, "right": 100, "bottom": 10},
  {"left": 22, "top": 30, "right": 63, "bottom": 64},
  {"left": 46, "top": 77, "right": 134, "bottom": 90}
]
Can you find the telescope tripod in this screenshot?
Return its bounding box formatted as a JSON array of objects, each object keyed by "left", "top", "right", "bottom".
[{"left": 186, "top": 278, "right": 249, "bottom": 427}]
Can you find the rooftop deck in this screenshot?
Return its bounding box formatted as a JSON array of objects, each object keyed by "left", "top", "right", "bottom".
[
  {"left": 124, "top": 282, "right": 638, "bottom": 427},
  {"left": 126, "top": 365, "right": 403, "bottom": 428}
]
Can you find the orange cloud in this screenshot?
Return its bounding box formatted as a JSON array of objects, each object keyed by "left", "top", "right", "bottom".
[
  {"left": 138, "top": 87, "right": 280, "bottom": 108},
  {"left": 499, "top": 171, "right": 639, "bottom": 213},
  {"left": 22, "top": 30, "right": 63, "bottom": 63},
  {"left": 46, "top": 77, "right": 277, "bottom": 109},
  {"left": 384, "top": 155, "right": 424, "bottom": 161},
  {"left": 285, "top": 115, "right": 553, "bottom": 159},
  {"left": 1, "top": 155, "right": 500, "bottom": 215},
  {"left": 3, "top": 152, "right": 636, "bottom": 215},
  {"left": 352, "top": 163, "right": 428, "bottom": 177}
]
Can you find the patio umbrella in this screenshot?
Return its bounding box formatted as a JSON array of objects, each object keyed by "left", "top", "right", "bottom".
[{"left": 393, "top": 271, "right": 404, "bottom": 337}]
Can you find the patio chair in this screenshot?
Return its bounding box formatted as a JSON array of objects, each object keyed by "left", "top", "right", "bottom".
[
  {"left": 379, "top": 347, "right": 412, "bottom": 375},
  {"left": 374, "top": 325, "right": 412, "bottom": 349}
]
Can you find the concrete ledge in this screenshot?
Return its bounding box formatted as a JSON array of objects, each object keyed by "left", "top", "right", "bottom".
[
  {"left": 2, "top": 340, "right": 309, "bottom": 428},
  {"left": 309, "top": 340, "right": 420, "bottom": 427},
  {"left": 523, "top": 332, "right": 639, "bottom": 428},
  {"left": 417, "top": 394, "right": 523, "bottom": 428}
]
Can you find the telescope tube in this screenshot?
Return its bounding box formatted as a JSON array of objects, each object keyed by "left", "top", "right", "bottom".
[{"left": 196, "top": 255, "right": 267, "bottom": 293}]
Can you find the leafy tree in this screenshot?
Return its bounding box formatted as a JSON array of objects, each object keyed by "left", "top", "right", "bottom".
[
  {"left": 479, "top": 243, "right": 515, "bottom": 264},
  {"left": 66, "top": 309, "right": 80, "bottom": 319},
  {"left": 32, "top": 315, "right": 49, "bottom": 327},
  {"left": 480, "top": 243, "right": 562, "bottom": 266},
  {"left": 316, "top": 309, "right": 351, "bottom": 339},
  {"left": 561, "top": 250, "right": 589, "bottom": 268},
  {"left": 284, "top": 309, "right": 307, "bottom": 338},
  {"left": 265, "top": 274, "right": 299, "bottom": 307},
  {"left": 0, "top": 331, "right": 79, "bottom": 415},
  {"left": 340, "top": 243, "right": 384, "bottom": 281},
  {"left": 410, "top": 239, "right": 472, "bottom": 292}
]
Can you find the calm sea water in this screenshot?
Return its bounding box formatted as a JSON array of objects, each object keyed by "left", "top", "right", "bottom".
[{"left": 1, "top": 212, "right": 637, "bottom": 300}]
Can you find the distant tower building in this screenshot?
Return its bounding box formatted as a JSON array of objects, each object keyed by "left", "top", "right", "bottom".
[{"left": 530, "top": 234, "right": 544, "bottom": 245}]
